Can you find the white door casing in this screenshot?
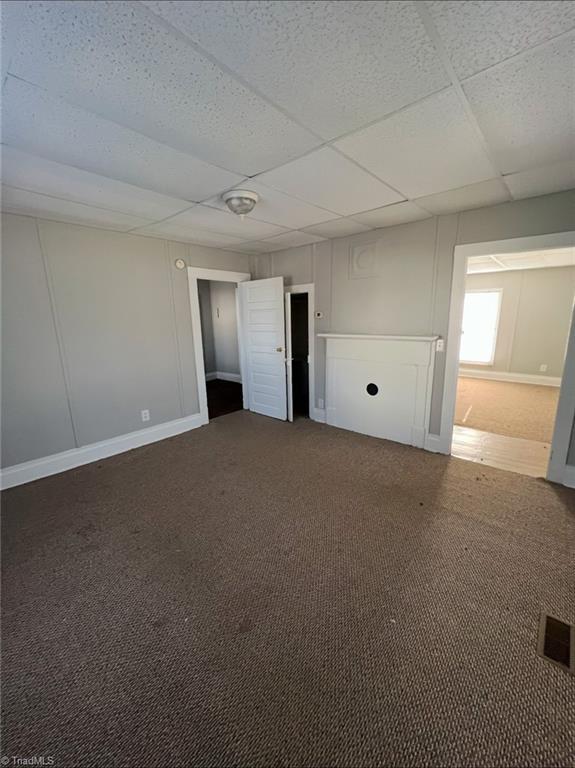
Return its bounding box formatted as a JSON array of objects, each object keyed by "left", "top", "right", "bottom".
[
  {"left": 240, "top": 276, "right": 287, "bottom": 420},
  {"left": 285, "top": 292, "right": 293, "bottom": 422}
]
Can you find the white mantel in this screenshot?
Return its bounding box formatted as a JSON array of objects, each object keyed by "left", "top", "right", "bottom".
[{"left": 318, "top": 333, "right": 438, "bottom": 448}]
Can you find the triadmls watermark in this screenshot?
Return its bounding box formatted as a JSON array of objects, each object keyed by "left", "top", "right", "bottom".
[{"left": 1, "top": 758, "right": 55, "bottom": 766}]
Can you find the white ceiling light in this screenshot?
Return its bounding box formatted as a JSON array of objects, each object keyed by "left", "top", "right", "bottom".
[{"left": 221, "top": 189, "right": 259, "bottom": 218}]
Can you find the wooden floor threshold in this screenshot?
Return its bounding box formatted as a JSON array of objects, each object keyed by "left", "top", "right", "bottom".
[{"left": 451, "top": 425, "right": 550, "bottom": 478}]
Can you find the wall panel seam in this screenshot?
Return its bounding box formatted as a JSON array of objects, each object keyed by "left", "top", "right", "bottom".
[
  {"left": 34, "top": 218, "right": 80, "bottom": 449},
  {"left": 166, "top": 240, "right": 186, "bottom": 417}
]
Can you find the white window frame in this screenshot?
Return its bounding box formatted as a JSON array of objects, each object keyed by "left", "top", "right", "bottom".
[{"left": 458, "top": 288, "right": 502, "bottom": 366}]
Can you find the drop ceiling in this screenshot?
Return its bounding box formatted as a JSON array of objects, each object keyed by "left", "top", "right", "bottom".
[
  {"left": 1, "top": 1, "right": 574, "bottom": 253},
  {"left": 467, "top": 247, "right": 575, "bottom": 274}
]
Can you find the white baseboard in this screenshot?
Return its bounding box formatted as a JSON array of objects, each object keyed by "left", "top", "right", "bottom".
[
  {"left": 311, "top": 407, "right": 326, "bottom": 423},
  {"left": 459, "top": 368, "right": 561, "bottom": 387},
  {"left": 206, "top": 371, "right": 242, "bottom": 383},
  {"left": 0, "top": 413, "right": 204, "bottom": 490}
]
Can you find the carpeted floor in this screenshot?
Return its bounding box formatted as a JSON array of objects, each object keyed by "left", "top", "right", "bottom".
[
  {"left": 2, "top": 411, "right": 574, "bottom": 768},
  {"left": 455, "top": 377, "right": 560, "bottom": 443}
]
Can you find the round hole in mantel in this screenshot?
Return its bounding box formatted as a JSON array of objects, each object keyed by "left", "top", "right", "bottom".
[{"left": 366, "top": 383, "right": 379, "bottom": 396}]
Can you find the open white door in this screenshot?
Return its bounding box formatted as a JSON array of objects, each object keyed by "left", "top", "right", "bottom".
[{"left": 240, "top": 277, "right": 287, "bottom": 420}]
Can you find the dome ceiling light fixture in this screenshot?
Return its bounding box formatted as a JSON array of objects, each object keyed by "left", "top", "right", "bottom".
[{"left": 221, "top": 189, "right": 259, "bottom": 219}]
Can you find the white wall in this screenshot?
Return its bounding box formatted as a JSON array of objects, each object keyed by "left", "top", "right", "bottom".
[
  {"left": 463, "top": 266, "right": 575, "bottom": 379},
  {"left": 209, "top": 281, "right": 240, "bottom": 376},
  {"left": 260, "top": 189, "right": 575, "bottom": 459},
  {"left": 1, "top": 214, "right": 249, "bottom": 468}
]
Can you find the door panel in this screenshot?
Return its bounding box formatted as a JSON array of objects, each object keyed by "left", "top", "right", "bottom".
[{"left": 240, "top": 277, "right": 287, "bottom": 420}]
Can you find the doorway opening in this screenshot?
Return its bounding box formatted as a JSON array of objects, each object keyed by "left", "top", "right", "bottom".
[
  {"left": 285, "top": 284, "right": 315, "bottom": 423},
  {"left": 289, "top": 293, "right": 309, "bottom": 418},
  {"left": 197, "top": 279, "right": 243, "bottom": 419},
  {"left": 449, "top": 245, "right": 575, "bottom": 478}
]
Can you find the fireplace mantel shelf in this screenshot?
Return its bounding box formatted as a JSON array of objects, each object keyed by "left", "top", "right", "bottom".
[{"left": 317, "top": 333, "right": 439, "bottom": 342}]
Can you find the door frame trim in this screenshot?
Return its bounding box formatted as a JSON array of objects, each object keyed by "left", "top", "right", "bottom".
[
  {"left": 284, "top": 283, "right": 315, "bottom": 422},
  {"left": 436, "top": 230, "right": 575, "bottom": 487},
  {"left": 187, "top": 267, "right": 251, "bottom": 425}
]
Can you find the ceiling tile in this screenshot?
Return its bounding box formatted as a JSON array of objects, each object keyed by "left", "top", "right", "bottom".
[
  {"left": 303, "top": 217, "right": 371, "bottom": 239},
  {"left": 133, "top": 220, "right": 246, "bottom": 249},
  {"left": 260, "top": 231, "right": 326, "bottom": 252},
  {"left": 1, "top": 147, "right": 192, "bottom": 220},
  {"left": 335, "top": 89, "right": 496, "bottom": 198},
  {"left": 352, "top": 201, "right": 432, "bottom": 229},
  {"left": 1, "top": 185, "right": 150, "bottom": 231},
  {"left": 504, "top": 161, "right": 575, "bottom": 200},
  {"left": 463, "top": 34, "right": 575, "bottom": 174},
  {"left": 169, "top": 206, "right": 287, "bottom": 241},
  {"left": 143, "top": 0, "right": 449, "bottom": 140},
  {"left": 415, "top": 179, "right": 510, "bottom": 215},
  {"left": 204, "top": 181, "right": 336, "bottom": 229},
  {"left": 427, "top": 1, "right": 575, "bottom": 80},
  {"left": 229, "top": 241, "right": 274, "bottom": 254},
  {"left": 2, "top": 77, "right": 243, "bottom": 202},
  {"left": 256, "top": 148, "right": 403, "bottom": 216},
  {"left": 9, "top": 0, "right": 319, "bottom": 175}
]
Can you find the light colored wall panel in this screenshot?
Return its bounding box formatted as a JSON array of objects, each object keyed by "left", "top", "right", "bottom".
[
  {"left": 510, "top": 267, "right": 574, "bottom": 377},
  {"left": 198, "top": 279, "right": 216, "bottom": 374},
  {"left": 464, "top": 267, "right": 575, "bottom": 378},
  {"left": 210, "top": 281, "right": 240, "bottom": 376},
  {"left": 39, "top": 222, "right": 183, "bottom": 445},
  {"left": 271, "top": 245, "right": 313, "bottom": 286},
  {"left": 1, "top": 214, "right": 76, "bottom": 466}
]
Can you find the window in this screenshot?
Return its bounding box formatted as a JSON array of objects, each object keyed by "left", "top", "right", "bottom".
[{"left": 459, "top": 290, "right": 501, "bottom": 365}]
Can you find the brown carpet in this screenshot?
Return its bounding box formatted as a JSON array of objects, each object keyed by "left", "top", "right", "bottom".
[
  {"left": 455, "top": 377, "right": 560, "bottom": 443},
  {"left": 2, "top": 411, "right": 575, "bottom": 767}
]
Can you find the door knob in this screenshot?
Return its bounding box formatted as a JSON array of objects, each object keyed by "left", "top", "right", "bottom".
[{"left": 276, "top": 346, "right": 284, "bottom": 352}]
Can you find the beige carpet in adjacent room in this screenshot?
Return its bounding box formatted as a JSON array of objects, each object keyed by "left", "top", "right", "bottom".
[
  {"left": 2, "top": 411, "right": 574, "bottom": 767},
  {"left": 455, "top": 376, "right": 560, "bottom": 443}
]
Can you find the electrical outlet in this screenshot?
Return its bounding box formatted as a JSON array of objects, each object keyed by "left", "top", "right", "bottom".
[
  {"left": 141, "top": 409, "right": 150, "bottom": 422},
  {"left": 539, "top": 364, "right": 548, "bottom": 373},
  {"left": 436, "top": 339, "right": 445, "bottom": 352}
]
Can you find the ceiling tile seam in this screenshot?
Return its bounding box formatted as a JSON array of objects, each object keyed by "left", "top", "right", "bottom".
[
  {"left": 196, "top": 196, "right": 333, "bottom": 230},
  {"left": 4, "top": 73, "right": 250, "bottom": 182},
  {"left": 132, "top": 0, "right": 326, "bottom": 143},
  {"left": 0, "top": 182, "right": 193, "bottom": 222},
  {"left": 415, "top": 1, "right": 512, "bottom": 197},
  {"left": 459, "top": 27, "right": 575, "bottom": 85},
  {"left": 133, "top": 0, "right": 464, "bottom": 184},
  {"left": 124, "top": 215, "right": 266, "bottom": 242},
  {"left": 0, "top": 141, "right": 204, "bottom": 208}
]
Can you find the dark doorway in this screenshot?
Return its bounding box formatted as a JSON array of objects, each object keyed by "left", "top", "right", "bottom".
[
  {"left": 290, "top": 293, "right": 309, "bottom": 418},
  {"left": 206, "top": 379, "right": 243, "bottom": 419}
]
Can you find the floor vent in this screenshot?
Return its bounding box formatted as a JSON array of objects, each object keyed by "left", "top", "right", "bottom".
[{"left": 537, "top": 613, "right": 574, "bottom": 674}]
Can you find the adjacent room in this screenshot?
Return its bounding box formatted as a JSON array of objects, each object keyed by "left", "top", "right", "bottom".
[
  {"left": 1, "top": 2, "right": 574, "bottom": 767},
  {"left": 452, "top": 247, "right": 575, "bottom": 477}
]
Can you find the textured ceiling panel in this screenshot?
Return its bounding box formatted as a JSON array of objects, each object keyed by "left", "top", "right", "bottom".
[
  {"left": 256, "top": 148, "right": 403, "bottom": 216},
  {"left": 142, "top": 0, "right": 449, "bottom": 140},
  {"left": 351, "top": 201, "right": 432, "bottom": 229},
  {"left": 2, "top": 77, "right": 243, "bottom": 202},
  {"left": 1, "top": 186, "right": 151, "bottom": 231},
  {"left": 336, "top": 89, "right": 496, "bottom": 198},
  {"left": 145, "top": 206, "right": 286, "bottom": 241},
  {"left": 415, "top": 179, "right": 510, "bottom": 215},
  {"left": 204, "top": 182, "right": 336, "bottom": 230},
  {"left": 259, "top": 230, "right": 326, "bottom": 252},
  {"left": 463, "top": 34, "right": 575, "bottom": 174},
  {"left": 504, "top": 161, "right": 575, "bottom": 200},
  {"left": 132, "top": 220, "right": 246, "bottom": 249},
  {"left": 9, "top": 0, "right": 319, "bottom": 175},
  {"left": 303, "top": 217, "right": 371, "bottom": 239},
  {"left": 1, "top": 147, "right": 192, "bottom": 221},
  {"left": 427, "top": 1, "right": 575, "bottom": 80}
]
